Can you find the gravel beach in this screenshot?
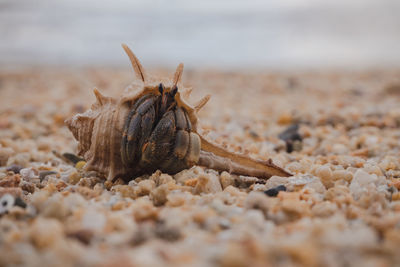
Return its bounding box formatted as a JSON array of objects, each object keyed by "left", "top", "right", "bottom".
[{"left": 1, "top": 67, "right": 400, "bottom": 266}]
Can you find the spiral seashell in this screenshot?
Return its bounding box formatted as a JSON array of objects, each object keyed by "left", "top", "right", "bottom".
[{"left": 65, "top": 44, "right": 291, "bottom": 181}]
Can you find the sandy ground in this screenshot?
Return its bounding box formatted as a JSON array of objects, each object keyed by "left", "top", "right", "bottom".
[{"left": 1, "top": 67, "right": 400, "bottom": 266}]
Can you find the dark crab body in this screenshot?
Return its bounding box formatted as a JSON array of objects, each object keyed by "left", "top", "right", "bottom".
[
  {"left": 65, "top": 44, "right": 291, "bottom": 181},
  {"left": 121, "top": 84, "right": 200, "bottom": 177}
]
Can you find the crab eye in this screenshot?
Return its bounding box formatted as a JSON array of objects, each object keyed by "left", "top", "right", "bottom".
[{"left": 0, "top": 194, "right": 15, "bottom": 215}]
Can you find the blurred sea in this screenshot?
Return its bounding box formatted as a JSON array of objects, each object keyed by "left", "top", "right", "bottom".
[{"left": 0, "top": 0, "right": 399, "bottom": 69}]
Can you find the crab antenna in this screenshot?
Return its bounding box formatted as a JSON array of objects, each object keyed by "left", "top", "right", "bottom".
[
  {"left": 121, "top": 43, "right": 146, "bottom": 82},
  {"left": 172, "top": 63, "right": 184, "bottom": 87},
  {"left": 195, "top": 95, "right": 211, "bottom": 111}
]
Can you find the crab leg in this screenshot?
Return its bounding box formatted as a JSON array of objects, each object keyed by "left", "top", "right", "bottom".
[{"left": 198, "top": 136, "right": 291, "bottom": 179}]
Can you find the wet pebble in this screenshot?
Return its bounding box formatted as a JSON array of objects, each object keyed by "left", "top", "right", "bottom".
[{"left": 264, "top": 185, "right": 287, "bottom": 197}]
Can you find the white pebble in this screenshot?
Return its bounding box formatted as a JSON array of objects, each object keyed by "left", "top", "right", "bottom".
[
  {"left": 349, "top": 169, "right": 378, "bottom": 198},
  {"left": 20, "top": 168, "right": 37, "bottom": 180},
  {"left": 332, "top": 143, "right": 348, "bottom": 154},
  {"left": 81, "top": 209, "right": 106, "bottom": 232}
]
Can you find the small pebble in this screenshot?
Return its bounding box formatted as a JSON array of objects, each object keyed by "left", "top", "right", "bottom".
[
  {"left": 39, "top": 171, "right": 58, "bottom": 181},
  {"left": 68, "top": 171, "right": 81, "bottom": 185},
  {"left": 67, "top": 229, "right": 94, "bottom": 245},
  {"left": 20, "top": 181, "right": 35, "bottom": 193},
  {"left": 62, "top": 152, "right": 85, "bottom": 164},
  {"left": 14, "top": 197, "right": 27, "bottom": 209},
  {"left": 75, "top": 161, "right": 86, "bottom": 170},
  {"left": 155, "top": 223, "right": 182, "bottom": 242},
  {"left": 278, "top": 124, "right": 302, "bottom": 153},
  {"left": 264, "top": 185, "right": 287, "bottom": 197},
  {"left": 6, "top": 164, "right": 23, "bottom": 174},
  {"left": 0, "top": 174, "right": 21, "bottom": 187},
  {"left": 384, "top": 83, "right": 400, "bottom": 95},
  {"left": 0, "top": 147, "right": 14, "bottom": 166},
  {"left": 20, "top": 168, "right": 38, "bottom": 180},
  {"left": 0, "top": 194, "right": 15, "bottom": 214},
  {"left": 392, "top": 192, "right": 400, "bottom": 201}
]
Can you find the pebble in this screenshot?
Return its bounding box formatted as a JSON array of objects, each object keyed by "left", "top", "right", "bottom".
[
  {"left": 391, "top": 192, "right": 400, "bottom": 201},
  {"left": 150, "top": 184, "right": 169, "bottom": 206},
  {"left": 39, "top": 171, "right": 58, "bottom": 181},
  {"left": 286, "top": 161, "right": 303, "bottom": 173},
  {"left": 332, "top": 169, "right": 353, "bottom": 182},
  {"left": 315, "top": 165, "right": 334, "bottom": 188},
  {"left": 332, "top": 143, "right": 348, "bottom": 154},
  {"left": 219, "top": 171, "right": 235, "bottom": 189},
  {"left": 277, "top": 112, "right": 293, "bottom": 125},
  {"left": 0, "top": 194, "right": 15, "bottom": 214},
  {"left": 20, "top": 168, "right": 37, "bottom": 180},
  {"left": 154, "top": 223, "right": 182, "bottom": 242},
  {"left": 68, "top": 171, "right": 81, "bottom": 185},
  {"left": 6, "top": 152, "right": 30, "bottom": 168},
  {"left": 0, "top": 174, "right": 21, "bottom": 187},
  {"left": 20, "top": 180, "right": 35, "bottom": 193},
  {"left": 29, "top": 218, "right": 63, "bottom": 249},
  {"left": 349, "top": 169, "right": 378, "bottom": 197},
  {"left": 75, "top": 161, "right": 86, "bottom": 170},
  {"left": 135, "top": 180, "right": 156, "bottom": 197},
  {"left": 81, "top": 209, "right": 106, "bottom": 232},
  {"left": 6, "top": 164, "right": 23, "bottom": 174},
  {"left": 264, "top": 185, "right": 287, "bottom": 197},
  {"left": 62, "top": 152, "right": 84, "bottom": 164},
  {"left": 14, "top": 197, "right": 27, "bottom": 209},
  {"left": 311, "top": 201, "right": 338, "bottom": 217},
  {"left": 278, "top": 124, "right": 302, "bottom": 153},
  {"left": 66, "top": 229, "right": 94, "bottom": 245},
  {"left": 265, "top": 176, "right": 288, "bottom": 190},
  {"left": 0, "top": 147, "right": 14, "bottom": 166},
  {"left": 194, "top": 173, "right": 222, "bottom": 194}
]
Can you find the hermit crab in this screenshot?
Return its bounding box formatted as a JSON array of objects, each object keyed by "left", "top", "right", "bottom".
[{"left": 65, "top": 44, "right": 291, "bottom": 182}]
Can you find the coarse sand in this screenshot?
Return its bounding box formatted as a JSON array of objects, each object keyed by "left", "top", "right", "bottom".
[{"left": 1, "top": 67, "right": 400, "bottom": 266}]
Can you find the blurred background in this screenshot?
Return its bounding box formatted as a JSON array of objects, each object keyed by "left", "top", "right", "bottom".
[{"left": 0, "top": 0, "right": 399, "bottom": 69}]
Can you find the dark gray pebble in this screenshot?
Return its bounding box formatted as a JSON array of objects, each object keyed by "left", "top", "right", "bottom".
[
  {"left": 14, "top": 197, "right": 27, "bottom": 209},
  {"left": 62, "top": 153, "right": 85, "bottom": 164},
  {"left": 264, "top": 185, "right": 287, "bottom": 197},
  {"left": 278, "top": 124, "right": 302, "bottom": 153},
  {"left": 6, "top": 164, "right": 23, "bottom": 174}
]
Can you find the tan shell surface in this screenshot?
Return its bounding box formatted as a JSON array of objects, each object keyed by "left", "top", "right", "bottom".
[{"left": 65, "top": 90, "right": 127, "bottom": 180}]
